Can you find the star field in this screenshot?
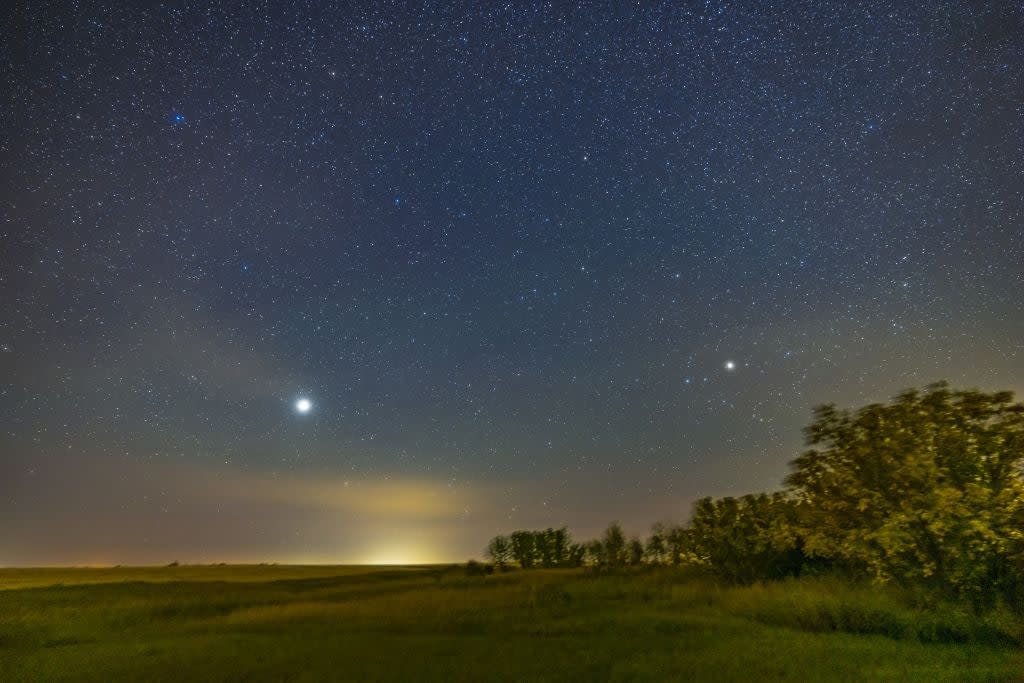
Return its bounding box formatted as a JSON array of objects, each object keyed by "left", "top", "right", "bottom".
[{"left": 1, "top": 1, "right": 1023, "bottom": 563}]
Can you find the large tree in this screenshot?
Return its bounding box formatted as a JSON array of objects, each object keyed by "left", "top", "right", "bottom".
[{"left": 786, "top": 382, "right": 1024, "bottom": 606}]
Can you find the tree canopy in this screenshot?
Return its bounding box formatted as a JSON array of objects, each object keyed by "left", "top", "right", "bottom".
[
  {"left": 786, "top": 382, "right": 1024, "bottom": 605},
  {"left": 481, "top": 383, "right": 1024, "bottom": 611}
]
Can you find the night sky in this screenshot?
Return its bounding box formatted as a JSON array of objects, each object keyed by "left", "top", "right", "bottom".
[{"left": 2, "top": 2, "right": 1023, "bottom": 565}]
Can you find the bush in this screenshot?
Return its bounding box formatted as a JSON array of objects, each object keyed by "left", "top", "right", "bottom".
[
  {"left": 464, "top": 560, "right": 494, "bottom": 577},
  {"left": 721, "top": 577, "right": 1022, "bottom": 647},
  {"left": 686, "top": 494, "right": 809, "bottom": 583}
]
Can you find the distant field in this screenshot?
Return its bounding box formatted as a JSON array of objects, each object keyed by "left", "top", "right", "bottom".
[
  {"left": 1, "top": 565, "right": 1021, "bottom": 682},
  {"left": 0, "top": 564, "right": 432, "bottom": 591}
]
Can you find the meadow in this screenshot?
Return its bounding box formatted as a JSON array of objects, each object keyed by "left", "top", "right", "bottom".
[{"left": 1, "top": 565, "right": 1021, "bottom": 682}]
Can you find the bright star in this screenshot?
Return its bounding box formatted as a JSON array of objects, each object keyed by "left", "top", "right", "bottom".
[
  {"left": 724, "top": 361, "right": 736, "bottom": 371},
  {"left": 295, "top": 398, "right": 312, "bottom": 414}
]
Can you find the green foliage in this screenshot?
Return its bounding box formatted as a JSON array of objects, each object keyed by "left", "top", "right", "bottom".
[
  {"left": 645, "top": 523, "right": 668, "bottom": 564},
  {"left": 601, "top": 522, "right": 628, "bottom": 567},
  {"left": 718, "top": 576, "right": 1022, "bottom": 647},
  {"left": 485, "top": 535, "right": 512, "bottom": 569},
  {"left": 567, "top": 542, "right": 586, "bottom": 568},
  {"left": 666, "top": 524, "right": 689, "bottom": 566},
  {"left": 686, "top": 493, "right": 808, "bottom": 583},
  {"left": 786, "top": 382, "right": 1024, "bottom": 607},
  {"left": 501, "top": 528, "right": 576, "bottom": 569},
  {"left": 629, "top": 538, "right": 645, "bottom": 566},
  {"left": 485, "top": 384, "right": 1024, "bottom": 618},
  {"left": 491, "top": 524, "right": 638, "bottom": 570},
  {"left": 509, "top": 530, "right": 537, "bottom": 569},
  {"left": 537, "top": 527, "right": 572, "bottom": 567}
]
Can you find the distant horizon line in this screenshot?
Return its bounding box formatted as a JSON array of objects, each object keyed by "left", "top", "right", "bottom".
[{"left": 0, "top": 561, "right": 460, "bottom": 569}]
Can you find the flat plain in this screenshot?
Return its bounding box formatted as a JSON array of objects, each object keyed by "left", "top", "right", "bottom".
[{"left": 1, "top": 565, "right": 1021, "bottom": 682}]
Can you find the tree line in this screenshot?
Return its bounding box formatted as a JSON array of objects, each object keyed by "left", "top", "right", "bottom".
[{"left": 484, "top": 383, "right": 1024, "bottom": 611}]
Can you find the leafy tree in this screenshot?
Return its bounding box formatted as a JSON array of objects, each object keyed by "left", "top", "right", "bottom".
[
  {"left": 646, "top": 523, "right": 668, "bottom": 564},
  {"left": 510, "top": 530, "right": 538, "bottom": 569},
  {"left": 687, "top": 493, "right": 805, "bottom": 584},
  {"left": 602, "top": 522, "right": 628, "bottom": 567},
  {"left": 786, "top": 383, "right": 1024, "bottom": 607},
  {"left": 584, "top": 539, "right": 605, "bottom": 567},
  {"left": 535, "top": 529, "right": 554, "bottom": 568},
  {"left": 485, "top": 535, "right": 512, "bottom": 570},
  {"left": 567, "top": 542, "right": 586, "bottom": 568},
  {"left": 629, "top": 538, "right": 645, "bottom": 566},
  {"left": 494, "top": 528, "right": 576, "bottom": 569},
  {"left": 550, "top": 527, "right": 571, "bottom": 567},
  {"left": 535, "top": 527, "right": 571, "bottom": 567},
  {"left": 666, "top": 525, "right": 688, "bottom": 566}
]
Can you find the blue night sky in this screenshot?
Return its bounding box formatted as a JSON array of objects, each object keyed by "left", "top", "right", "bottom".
[{"left": 1, "top": 1, "right": 1022, "bottom": 564}]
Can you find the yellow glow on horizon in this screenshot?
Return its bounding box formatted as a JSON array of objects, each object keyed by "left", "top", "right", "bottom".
[{"left": 359, "top": 544, "right": 439, "bottom": 566}]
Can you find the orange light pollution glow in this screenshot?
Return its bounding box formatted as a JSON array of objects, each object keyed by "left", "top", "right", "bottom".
[{"left": 1, "top": 451, "right": 714, "bottom": 566}]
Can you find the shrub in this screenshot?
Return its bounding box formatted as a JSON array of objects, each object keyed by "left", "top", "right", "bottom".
[{"left": 464, "top": 560, "right": 494, "bottom": 577}]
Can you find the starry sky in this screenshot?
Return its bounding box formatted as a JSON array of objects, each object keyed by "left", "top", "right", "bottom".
[{"left": 2, "top": 1, "right": 1023, "bottom": 565}]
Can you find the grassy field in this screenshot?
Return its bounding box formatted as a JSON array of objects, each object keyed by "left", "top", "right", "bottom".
[{"left": 1, "top": 565, "right": 1021, "bottom": 682}]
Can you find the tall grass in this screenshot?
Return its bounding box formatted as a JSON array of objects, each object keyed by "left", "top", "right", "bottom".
[
  {"left": 711, "top": 576, "right": 1022, "bottom": 646},
  {"left": 0, "top": 565, "right": 1021, "bottom": 682}
]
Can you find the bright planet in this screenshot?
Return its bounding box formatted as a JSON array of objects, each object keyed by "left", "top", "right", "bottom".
[{"left": 3, "top": 2, "right": 1024, "bottom": 680}]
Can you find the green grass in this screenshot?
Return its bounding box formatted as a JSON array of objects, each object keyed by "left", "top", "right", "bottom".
[
  {"left": 0, "top": 564, "right": 440, "bottom": 591},
  {"left": 1, "top": 566, "right": 1021, "bottom": 682}
]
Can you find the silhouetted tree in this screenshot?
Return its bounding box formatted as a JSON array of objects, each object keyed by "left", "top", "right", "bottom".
[
  {"left": 584, "top": 539, "right": 604, "bottom": 567},
  {"left": 492, "top": 528, "right": 579, "bottom": 570},
  {"left": 646, "top": 523, "right": 668, "bottom": 565},
  {"left": 536, "top": 528, "right": 571, "bottom": 568},
  {"left": 486, "top": 535, "right": 512, "bottom": 570},
  {"left": 510, "top": 530, "right": 538, "bottom": 569},
  {"left": 666, "top": 525, "right": 688, "bottom": 566},
  {"left": 567, "top": 542, "right": 586, "bottom": 568},
  {"left": 602, "top": 523, "right": 627, "bottom": 567},
  {"left": 628, "top": 538, "right": 645, "bottom": 566},
  {"left": 551, "top": 527, "right": 571, "bottom": 567}
]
